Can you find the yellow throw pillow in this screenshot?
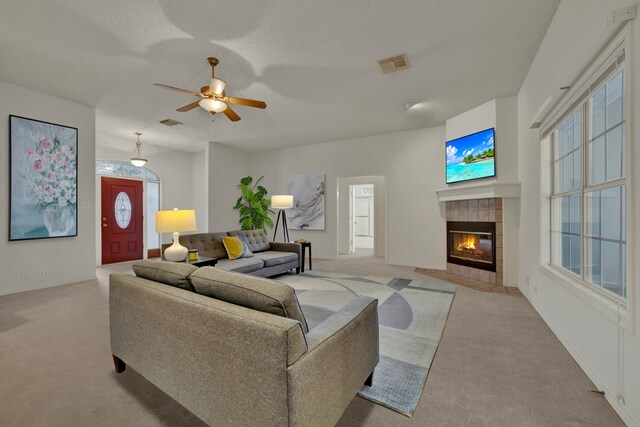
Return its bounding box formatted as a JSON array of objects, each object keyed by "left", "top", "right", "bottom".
[{"left": 221, "top": 236, "right": 254, "bottom": 260}]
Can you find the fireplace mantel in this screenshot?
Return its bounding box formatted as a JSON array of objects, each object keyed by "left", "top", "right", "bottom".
[{"left": 435, "top": 182, "right": 520, "bottom": 202}]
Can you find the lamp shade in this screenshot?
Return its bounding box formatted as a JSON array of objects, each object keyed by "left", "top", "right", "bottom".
[
  {"left": 271, "top": 195, "right": 293, "bottom": 209},
  {"left": 156, "top": 209, "right": 197, "bottom": 233},
  {"left": 199, "top": 98, "right": 227, "bottom": 113}
]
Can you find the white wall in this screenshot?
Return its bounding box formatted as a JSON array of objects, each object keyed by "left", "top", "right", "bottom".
[
  {"left": 192, "top": 152, "right": 208, "bottom": 233},
  {"left": 517, "top": 1, "right": 640, "bottom": 424},
  {"left": 0, "top": 80, "right": 96, "bottom": 296},
  {"left": 249, "top": 126, "right": 446, "bottom": 267},
  {"left": 207, "top": 142, "right": 250, "bottom": 231}
]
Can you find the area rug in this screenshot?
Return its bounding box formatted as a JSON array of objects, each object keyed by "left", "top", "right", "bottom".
[{"left": 278, "top": 270, "right": 456, "bottom": 417}]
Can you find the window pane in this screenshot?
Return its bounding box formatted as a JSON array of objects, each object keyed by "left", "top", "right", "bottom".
[
  {"left": 570, "top": 235, "right": 581, "bottom": 275},
  {"left": 589, "top": 135, "right": 605, "bottom": 185},
  {"left": 563, "top": 154, "right": 573, "bottom": 191},
  {"left": 585, "top": 190, "right": 600, "bottom": 237},
  {"left": 600, "top": 186, "right": 621, "bottom": 241},
  {"left": 561, "top": 196, "right": 569, "bottom": 233},
  {"left": 585, "top": 237, "right": 601, "bottom": 286},
  {"left": 621, "top": 243, "right": 627, "bottom": 298},
  {"left": 562, "top": 233, "right": 570, "bottom": 271},
  {"left": 114, "top": 192, "right": 132, "bottom": 229},
  {"left": 621, "top": 187, "right": 626, "bottom": 240},
  {"left": 605, "top": 125, "right": 623, "bottom": 181},
  {"left": 573, "top": 150, "right": 581, "bottom": 188},
  {"left": 569, "top": 194, "right": 581, "bottom": 235},
  {"left": 552, "top": 231, "right": 563, "bottom": 266},
  {"left": 601, "top": 241, "right": 621, "bottom": 296},
  {"left": 146, "top": 182, "right": 160, "bottom": 249},
  {"left": 573, "top": 109, "right": 582, "bottom": 150},
  {"left": 592, "top": 86, "right": 606, "bottom": 136},
  {"left": 606, "top": 70, "right": 623, "bottom": 128}
]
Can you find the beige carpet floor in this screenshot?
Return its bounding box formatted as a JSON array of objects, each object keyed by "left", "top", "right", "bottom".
[{"left": 0, "top": 257, "right": 624, "bottom": 426}]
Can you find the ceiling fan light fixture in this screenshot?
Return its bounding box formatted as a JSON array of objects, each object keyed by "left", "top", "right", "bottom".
[
  {"left": 210, "top": 78, "right": 226, "bottom": 95},
  {"left": 199, "top": 98, "right": 227, "bottom": 113},
  {"left": 130, "top": 132, "right": 148, "bottom": 167}
]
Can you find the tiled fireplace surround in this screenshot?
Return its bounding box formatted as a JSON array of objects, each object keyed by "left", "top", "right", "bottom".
[{"left": 445, "top": 198, "right": 503, "bottom": 285}]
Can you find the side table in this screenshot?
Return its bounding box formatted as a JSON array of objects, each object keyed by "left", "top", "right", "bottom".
[
  {"left": 187, "top": 256, "right": 218, "bottom": 268},
  {"left": 298, "top": 241, "right": 312, "bottom": 273}
]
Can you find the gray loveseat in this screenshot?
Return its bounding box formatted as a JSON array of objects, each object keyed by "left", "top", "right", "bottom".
[
  {"left": 110, "top": 261, "right": 379, "bottom": 426},
  {"left": 163, "top": 229, "right": 301, "bottom": 277}
]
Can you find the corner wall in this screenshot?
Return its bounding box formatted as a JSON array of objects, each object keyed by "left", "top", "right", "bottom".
[
  {"left": 517, "top": 1, "right": 640, "bottom": 424},
  {"left": 0, "top": 80, "right": 96, "bottom": 296}
]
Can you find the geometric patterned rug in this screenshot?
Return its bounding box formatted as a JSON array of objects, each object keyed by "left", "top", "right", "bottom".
[{"left": 277, "top": 270, "right": 456, "bottom": 417}]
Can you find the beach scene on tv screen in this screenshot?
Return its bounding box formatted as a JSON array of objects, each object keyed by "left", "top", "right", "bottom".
[{"left": 446, "top": 128, "right": 495, "bottom": 183}]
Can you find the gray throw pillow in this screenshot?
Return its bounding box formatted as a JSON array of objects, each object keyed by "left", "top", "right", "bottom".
[
  {"left": 190, "top": 267, "right": 309, "bottom": 333},
  {"left": 132, "top": 260, "right": 198, "bottom": 291}
]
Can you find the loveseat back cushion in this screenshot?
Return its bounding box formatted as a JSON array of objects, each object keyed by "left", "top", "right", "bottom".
[
  {"left": 190, "top": 267, "right": 309, "bottom": 333},
  {"left": 132, "top": 260, "right": 198, "bottom": 291},
  {"left": 228, "top": 229, "right": 271, "bottom": 253}
]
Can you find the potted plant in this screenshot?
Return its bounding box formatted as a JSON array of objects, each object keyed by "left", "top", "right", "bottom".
[{"left": 233, "top": 176, "right": 274, "bottom": 232}]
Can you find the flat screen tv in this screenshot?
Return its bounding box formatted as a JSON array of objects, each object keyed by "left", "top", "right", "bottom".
[{"left": 445, "top": 128, "right": 496, "bottom": 184}]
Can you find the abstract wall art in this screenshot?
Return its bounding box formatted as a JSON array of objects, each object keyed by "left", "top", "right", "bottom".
[
  {"left": 287, "top": 172, "right": 325, "bottom": 230},
  {"left": 9, "top": 115, "right": 78, "bottom": 241}
]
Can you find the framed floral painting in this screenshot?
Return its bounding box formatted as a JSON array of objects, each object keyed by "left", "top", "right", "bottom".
[{"left": 9, "top": 115, "right": 78, "bottom": 240}]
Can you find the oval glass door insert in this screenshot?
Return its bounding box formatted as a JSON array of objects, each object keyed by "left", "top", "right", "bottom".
[{"left": 115, "top": 192, "right": 132, "bottom": 229}]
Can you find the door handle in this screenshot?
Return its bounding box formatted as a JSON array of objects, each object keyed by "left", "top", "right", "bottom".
[{"left": 102, "top": 224, "right": 107, "bottom": 227}]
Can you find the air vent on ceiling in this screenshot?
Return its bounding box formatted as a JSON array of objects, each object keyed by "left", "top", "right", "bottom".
[
  {"left": 159, "top": 118, "right": 183, "bottom": 127},
  {"left": 378, "top": 53, "right": 410, "bottom": 74}
]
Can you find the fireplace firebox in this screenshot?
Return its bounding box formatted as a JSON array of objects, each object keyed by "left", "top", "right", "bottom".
[{"left": 446, "top": 221, "right": 496, "bottom": 272}]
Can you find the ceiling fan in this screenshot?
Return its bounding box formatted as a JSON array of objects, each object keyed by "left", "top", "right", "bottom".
[{"left": 154, "top": 57, "right": 266, "bottom": 122}]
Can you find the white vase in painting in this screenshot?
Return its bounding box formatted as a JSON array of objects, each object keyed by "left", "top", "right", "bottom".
[{"left": 43, "top": 206, "right": 75, "bottom": 237}]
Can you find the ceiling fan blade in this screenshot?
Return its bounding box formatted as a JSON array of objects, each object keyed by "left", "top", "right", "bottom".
[
  {"left": 153, "top": 83, "right": 201, "bottom": 96},
  {"left": 223, "top": 105, "right": 241, "bottom": 121},
  {"left": 176, "top": 101, "right": 201, "bottom": 112},
  {"left": 226, "top": 97, "right": 267, "bottom": 109}
]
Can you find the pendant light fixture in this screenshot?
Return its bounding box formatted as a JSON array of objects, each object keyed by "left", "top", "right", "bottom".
[{"left": 130, "top": 132, "right": 148, "bottom": 167}]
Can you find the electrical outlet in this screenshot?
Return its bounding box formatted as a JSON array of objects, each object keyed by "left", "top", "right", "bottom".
[
  {"left": 21, "top": 272, "right": 28, "bottom": 280},
  {"left": 42, "top": 269, "right": 49, "bottom": 277},
  {"left": 533, "top": 283, "right": 538, "bottom": 294}
]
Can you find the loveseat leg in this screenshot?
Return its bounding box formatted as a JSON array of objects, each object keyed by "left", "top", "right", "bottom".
[
  {"left": 113, "top": 354, "right": 126, "bottom": 373},
  {"left": 296, "top": 267, "right": 301, "bottom": 274},
  {"left": 364, "top": 371, "right": 374, "bottom": 387}
]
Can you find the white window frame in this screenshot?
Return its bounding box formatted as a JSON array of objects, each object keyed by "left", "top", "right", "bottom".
[{"left": 539, "top": 27, "right": 634, "bottom": 329}]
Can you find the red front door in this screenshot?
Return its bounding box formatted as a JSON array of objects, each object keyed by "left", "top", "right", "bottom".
[{"left": 101, "top": 177, "right": 143, "bottom": 264}]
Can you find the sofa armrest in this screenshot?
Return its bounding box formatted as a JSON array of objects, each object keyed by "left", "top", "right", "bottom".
[
  {"left": 286, "top": 296, "right": 379, "bottom": 426},
  {"left": 270, "top": 242, "right": 302, "bottom": 267},
  {"left": 270, "top": 241, "right": 301, "bottom": 254}
]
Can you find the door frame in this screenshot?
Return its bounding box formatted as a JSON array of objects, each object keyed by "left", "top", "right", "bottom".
[{"left": 336, "top": 174, "right": 387, "bottom": 261}]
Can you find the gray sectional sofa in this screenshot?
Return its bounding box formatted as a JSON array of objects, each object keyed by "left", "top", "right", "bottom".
[
  {"left": 110, "top": 261, "right": 379, "bottom": 426},
  {"left": 163, "top": 229, "right": 301, "bottom": 277}
]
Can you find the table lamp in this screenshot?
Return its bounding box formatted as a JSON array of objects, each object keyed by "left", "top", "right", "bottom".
[
  {"left": 156, "top": 209, "right": 197, "bottom": 261},
  {"left": 271, "top": 195, "right": 293, "bottom": 242}
]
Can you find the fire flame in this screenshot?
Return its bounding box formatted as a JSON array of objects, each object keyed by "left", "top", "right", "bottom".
[{"left": 458, "top": 237, "right": 476, "bottom": 251}]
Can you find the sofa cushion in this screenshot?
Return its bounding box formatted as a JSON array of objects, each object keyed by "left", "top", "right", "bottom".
[
  {"left": 190, "top": 267, "right": 309, "bottom": 333},
  {"left": 215, "top": 257, "right": 264, "bottom": 274},
  {"left": 253, "top": 250, "right": 298, "bottom": 267},
  {"left": 222, "top": 236, "right": 254, "bottom": 260},
  {"left": 132, "top": 260, "right": 197, "bottom": 291},
  {"left": 228, "top": 229, "right": 271, "bottom": 253},
  {"left": 201, "top": 239, "right": 228, "bottom": 259}
]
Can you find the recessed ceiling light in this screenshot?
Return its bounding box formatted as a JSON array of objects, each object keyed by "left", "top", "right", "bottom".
[{"left": 405, "top": 101, "right": 429, "bottom": 111}]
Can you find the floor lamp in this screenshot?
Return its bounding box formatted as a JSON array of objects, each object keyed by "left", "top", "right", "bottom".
[{"left": 271, "top": 195, "right": 293, "bottom": 242}]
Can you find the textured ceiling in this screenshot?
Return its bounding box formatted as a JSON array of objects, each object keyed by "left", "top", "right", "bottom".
[{"left": 0, "top": 0, "right": 559, "bottom": 153}]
